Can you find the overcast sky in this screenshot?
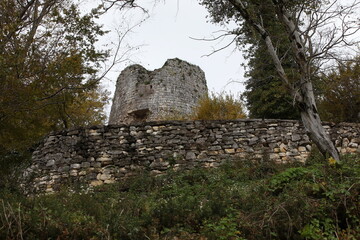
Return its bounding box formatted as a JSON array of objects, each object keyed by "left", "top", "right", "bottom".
[{"left": 88, "top": 0, "right": 247, "bottom": 114}]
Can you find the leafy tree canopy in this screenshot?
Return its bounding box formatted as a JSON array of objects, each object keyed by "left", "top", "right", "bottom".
[
  {"left": 199, "top": 0, "right": 360, "bottom": 161},
  {"left": 318, "top": 57, "right": 360, "bottom": 123},
  {"left": 200, "top": 0, "right": 307, "bottom": 119},
  {"left": 0, "top": 0, "right": 110, "bottom": 153}
]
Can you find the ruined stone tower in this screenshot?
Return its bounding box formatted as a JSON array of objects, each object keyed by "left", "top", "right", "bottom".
[{"left": 109, "top": 58, "right": 208, "bottom": 124}]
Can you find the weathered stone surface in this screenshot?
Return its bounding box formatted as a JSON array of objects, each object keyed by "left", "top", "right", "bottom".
[
  {"left": 291, "top": 134, "right": 302, "bottom": 141},
  {"left": 69, "top": 170, "right": 78, "bottom": 176},
  {"left": 70, "top": 164, "right": 81, "bottom": 169},
  {"left": 109, "top": 58, "right": 208, "bottom": 124},
  {"left": 186, "top": 151, "right": 196, "bottom": 160},
  {"left": 90, "top": 180, "right": 103, "bottom": 187},
  {"left": 21, "top": 119, "right": 360, "bottom": 194},
  {"left": 46, "top": 160, "right": 55, "bottom": 167},
  {"left": 225, "top": 149, "right": 236, "bottom": 154},
  {"left": 81, "top": 162, "right": 91, "bottom": 168}
]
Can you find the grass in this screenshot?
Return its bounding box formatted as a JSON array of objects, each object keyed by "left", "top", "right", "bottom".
[{"left": 0, "top": 151, "right": 359, "bottom": 240}]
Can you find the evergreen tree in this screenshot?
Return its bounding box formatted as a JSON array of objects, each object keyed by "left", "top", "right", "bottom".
[
  {"left": 199, "top": 0, "right": 359, "bottom": 161},
  {"left": 242, "top": 41, "right": 300, "bottom": 119},
  {"left": 236, "top": 0, "right": 300, "bottom": 119}
]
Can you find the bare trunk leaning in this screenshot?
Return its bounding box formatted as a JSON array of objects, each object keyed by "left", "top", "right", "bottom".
[
  {"left": 273, "top": 1, "right": 340, "bottom": 161},
  {"left": 298, "top": 81, "right": 340, "bottom": 161},
  {"left": 229, "top": 0, "right": 340, "bottom": 161}
]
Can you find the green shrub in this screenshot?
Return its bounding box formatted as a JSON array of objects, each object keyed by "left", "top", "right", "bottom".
[
  {"left": 1, "top": 155, "right": 359, "bottom": 239},
  {"left": 0, "top": 150, "right": 31, "bottom": 191}
]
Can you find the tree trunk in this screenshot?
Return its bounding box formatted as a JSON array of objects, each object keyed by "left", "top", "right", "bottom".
[
  {"left": 272, "top": 1, "right": 341, "bottom": 162},
  {"left": 228, "top": 0, "right": 341, "bottom": 161},
  {"left": 298, "top": 81, "right": 340, "bottom": 161}
]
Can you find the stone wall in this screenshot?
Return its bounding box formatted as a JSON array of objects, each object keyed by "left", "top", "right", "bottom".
[
  {"left": 109, "top": 58, "right": 208, "bottom": 124},
  {"left": 22, "top": 119, "right": 360, "bottom": 194}
]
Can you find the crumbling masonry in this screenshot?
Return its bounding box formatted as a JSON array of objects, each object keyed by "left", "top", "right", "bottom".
[{"left": 109, "top": 58, "right": 208, "bottom": 124}]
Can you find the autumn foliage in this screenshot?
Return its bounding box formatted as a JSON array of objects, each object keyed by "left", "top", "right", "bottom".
[
  {"left": 191, "top": 92, "right": 246, "bottom": 120},
  {"left": 0, "top": 1, "right": 109, "bottom": 153},
  {"left": 318, "top": 58, "right": 360, "bottom": 123}
]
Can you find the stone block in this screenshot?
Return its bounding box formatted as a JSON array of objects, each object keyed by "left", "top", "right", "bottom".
[
  {"left": 342, "top": 138, "right": 349, "bottom": 147},
  {"left": 209, "top": 146, "right": 222, "bottom": 151},
  {"left": 270, "top": 153, "right": 280, "bottom": 159},
  {"left": 298, "top": 146, "right": 307, "bottom": 152},
  {"left": 97, "top": 157, "right": 112, "bottom": 162},
  {"left": 46, "top": 160, "right": 56, "bottom": 167},
  {"left": 81, "top": 162, "right": 91, "bottom": 168},
  {"left": 98, "top": 173, "right": 112, "bottom": 181},
  {"left": 291, "top": 134, "right": 301, "bottom": 141},
  {"left": 186, "top": 152, "right": 196, "bottom": 160},
  {"left": 90, "top": 180, "right": 103, "bottom": 187},
  {"left": 224, "top": 149, "right": 235, "bottom": 154},
  {"left": 208, "top": 151, "right": 219, "bottom": 156},
  {"left": 280, "top": 143, "right": 287, "bottom": 152},
  {"left": 91, "top": 162, "right": 101, "bottom": 168},
  {"left": 104, "top": 180, "right": 115, "bottom": 184},
  {"left": 306, "top": 145, "right": 312, "bottom": 152},
  {"left": 89, "top": 130, "right": 101, "bottom": 136},
  {"left": 349, "top": 142, "right": 358, "bottom": 148},
  {"left": 58, "top": 166, "right": 70, "bottom": 173},
  {"left": 70, "top": 164, "right": 81, "bottom": 169}
]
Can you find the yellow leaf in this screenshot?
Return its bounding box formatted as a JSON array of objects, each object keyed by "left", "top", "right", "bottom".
[{"left": 328, "top": 157, "right": 337, "bottom": 166}]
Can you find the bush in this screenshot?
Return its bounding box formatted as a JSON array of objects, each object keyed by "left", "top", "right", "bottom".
[
  {"left": 192, "top": 92, "right": 247, "bottom": 120},
  {"left": 1, "top": 155, "right": 359, "bottom": 239},
  {"left": 0, "top": 150, "right": 31, "bottom": 191}
]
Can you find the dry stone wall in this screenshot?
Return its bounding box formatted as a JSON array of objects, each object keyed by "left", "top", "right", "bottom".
[{"left": 22, "top": 119, "right": 360, "bottom": 194}]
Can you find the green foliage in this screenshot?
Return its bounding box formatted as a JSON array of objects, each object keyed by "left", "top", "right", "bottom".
[
  {"left": 202, "top": 211, "right": 246, "bottom": 240},
  {"left": 192, "top": 92, "right": 247, "bottom": 120},
  {"left": 299, "top": 218, "right": 338, "bottom": 240},
  {"left": 240, "top": 5, "right": 300, "bottom": 120},
  {"left": 0, "top": 0, "right": 109, "bottom": 153},
  {"left": 0, "top": 151, "right": 31, "bottom": 191},
  {"left": 317, "top": 56, "right": 360, "bottom": 123},
  {"left": 241, "top": 41, "right": 301, "bottom": 119},
  {"left": 1, "top": 154, "right": 360, "bottom": 239},
  {"left": 199, "top": 0, "right": 301, "bottom": 119},
  {"left": 269, "top": 167, "right": 311, "bottom": 194}
]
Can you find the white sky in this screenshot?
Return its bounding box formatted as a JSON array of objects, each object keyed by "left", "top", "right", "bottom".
[
  {"left": 87, "top": 0, "right": 248, "bottom": 114},
  {"left": 82, "top": 0, "right": 360, "bottom": 119}
]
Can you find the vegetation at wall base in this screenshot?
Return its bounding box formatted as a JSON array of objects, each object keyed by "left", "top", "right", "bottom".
[{"left": 1, "top": 152, "right": 360, "bottom": 240}]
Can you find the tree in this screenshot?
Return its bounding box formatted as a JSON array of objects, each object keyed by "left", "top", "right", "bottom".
[
  {"left": 96, "top": 0, "right": 143, "bottom": 12},
  {"left": 199, "top": 0, "right": 360, "bottom": 161},
  {"left": 0, "top": 0, "right": 109, "bottom": 153},
  {"left": 239, "top": 7, "right": 300, "bottom": 119},
  {"left": 243, "top": 45, "right": 300, "bottom": 119},
  {"left": 317, "top": 57, "right": 360, "bottom": 123}
]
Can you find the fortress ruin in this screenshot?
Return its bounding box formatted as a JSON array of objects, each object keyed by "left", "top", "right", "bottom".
[
  {"left": 20, "top": 59, "right": 360, "bottom": 194},
  {"left": 109, "top": 58, "right": 208, "bottom": 124}
]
